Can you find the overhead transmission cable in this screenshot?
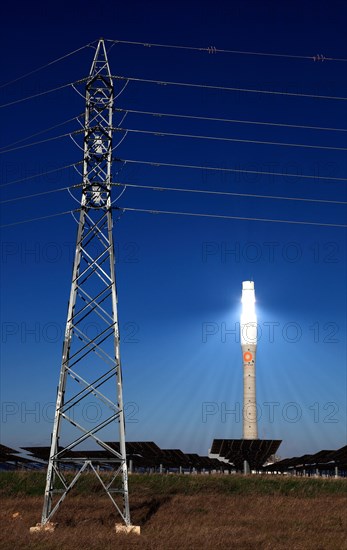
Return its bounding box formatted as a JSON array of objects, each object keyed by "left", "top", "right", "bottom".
[
  {"left": 116, "top": 207, "right": 347, "bottom": 229},
  {"left": 2, "top": 107, "right": 345, "bottom": 157},
  {"left": 115, "top": 157, "right": 347, "bottom": 183},
  {"left": 0, "top": 41, "right": 96, "bottom": 89},
  {"left": 0, "top": 114, "right": 84, "bottom": 151},
  {"left": 0, "top": 162, "right": 83, "bottom": 189},
  {"left": 112, "top": 182, "right": 347, "bottom": 205},
  {"left": 0, "top": 209, "right": 78, "bottom": 229},
  {"left": 2, "top": 157, "right": 345, "bottom": 190},
  {"left": 0, "top": 184, "right": 82, "bottom": 205},
  {"left": 11, "top": 121, "right": 347, "bottom": 156},
  {"left": 113, "top": 75, "right": 347, "bottom": 101},
  {"left": 115, "top": 108, "right": 347, "bottom": 133},
  {"left": 106, "top": 39, "right": 347, "bottom": 62},
  {"left": 0, "top": 78, "right": 87, "bottom": 109},
  {"left": 0, "top": 129, "right": 83, "bottom": 154},
  {"left": 115, "top": 127, "right": 347, "bottom": 152},
  {"left": 2, "top": 120, "right": 345, "bottom": 156},
  {"left": 1, "top": 204, "right": 345, "bottom": 229},
  {"left": 2, "top": 179, "right": 346, "bottom": 207}
]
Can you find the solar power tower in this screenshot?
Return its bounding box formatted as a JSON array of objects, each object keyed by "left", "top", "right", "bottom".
[
  {"left": 210, "top": 282, "right": 282, "bottom": 473},
  {"left": 34, "top": 39, "right": 134, "bottom": 532}
]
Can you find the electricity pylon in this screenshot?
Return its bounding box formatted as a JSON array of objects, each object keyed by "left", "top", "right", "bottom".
[{"left": 36, "top": 39, "right": 132, "bottom": 531}]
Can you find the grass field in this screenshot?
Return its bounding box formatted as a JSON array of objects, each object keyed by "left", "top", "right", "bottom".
[{"left": 0, "top": 472, "right": 346, "bottom": 549}]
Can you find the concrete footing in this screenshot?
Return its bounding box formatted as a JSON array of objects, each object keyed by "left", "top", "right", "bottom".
[
  {"left": 115, "top": 523, "right": 141, "bottom": 535},
  {"left": 30, "top": 522, "right": 140, "bottom": 535},
  {"left": 29, "top": 522, "right": 56, "bottom": 534}
]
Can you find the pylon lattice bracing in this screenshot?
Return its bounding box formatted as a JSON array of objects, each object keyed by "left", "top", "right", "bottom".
[{"left": 41, "top": 40, "right": 131, "bottom": 527}]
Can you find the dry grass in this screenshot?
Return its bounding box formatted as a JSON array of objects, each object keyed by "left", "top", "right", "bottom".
[{"left": 0, "top": 474, "right": 346, "bottom": 549}]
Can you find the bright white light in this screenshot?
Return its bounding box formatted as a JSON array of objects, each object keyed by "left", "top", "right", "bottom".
[{"left": 240, "top": 280, "right": 257, "bottom": 345}]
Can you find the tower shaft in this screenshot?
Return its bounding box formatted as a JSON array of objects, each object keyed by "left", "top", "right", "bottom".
[
  {"left": 242, "top": 343, "right": 258, "bottom": 439},
  {"left": 40, "top": 39, "right": 131, "bottom": 527},
  {"left": 240, "top": 281, "right": 258, "bottom": 440}
]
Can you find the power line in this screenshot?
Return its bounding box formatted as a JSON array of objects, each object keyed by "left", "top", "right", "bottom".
[
  {"left": 113, "top": 75, "right": 347, "bottom": 101},
  {"left": 0, "top": 79, "right": 86, "bottom": 109},
  {"left": 1, "top": 72, "right": 344, "bottom": 114},
  {"left": 112, "top": 182, "right": 347, "bottom": 205},
  {"left": 117, "top": 206, "right": 347, "bottom": 228},
  {"left": 0, "top": 114, "right": 84, "bottom": 151},
  {"left": 3, "top": 122, "right": 344, "bottom": 155},
  {"left": 0, "top": 129, "right": 83, "bottom": 154},
  {"left": 1, "top": 203, "right": 345, "bottom": 229},
  {"left": 0, "top": 184, "right": 82, "bottom": 205},
  {"left": 2, "top": 179, "right": 345, "bottom": 207},
  {"left": 0, "top": 162, "right": 83, "bottom": 189},
  {"left": 115, "top": 157, "right": 347, "bottom": 183},
  {"left": 116, "top": 127, "right": 347, "bottom": 152},
  {"left": 3, "top": 156, "right": 344, "bottom": 192},
  {"left": 0, "top": 42, "right": 96, "bottom": 89},
  {"left": 0, "top": 209, "right": 78, "bottom": 229},
  {"left": 106, "top": 39, "right": 347, "bottom": 62},
  {"left": 115, "top": 107, "right": 347, "bottom": 133}
]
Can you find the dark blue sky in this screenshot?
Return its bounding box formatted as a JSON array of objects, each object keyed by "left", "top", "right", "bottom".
[{"left": 0, "top": 0, "right": 346, "bottom": 458}]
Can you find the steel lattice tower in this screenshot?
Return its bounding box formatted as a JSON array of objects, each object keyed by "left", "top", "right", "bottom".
[{"left": 38, "top": 39, "right": 131, "bottom": 529}]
